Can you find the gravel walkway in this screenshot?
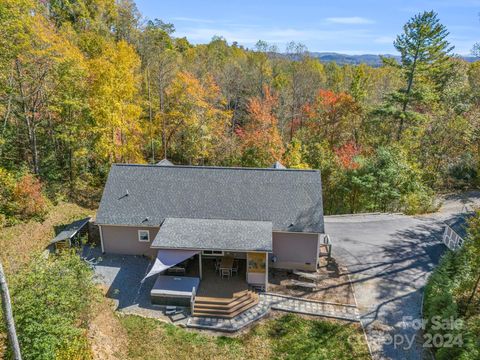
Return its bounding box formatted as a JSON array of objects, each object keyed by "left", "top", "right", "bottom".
[{"left": 186, "top": 293, "right": 359, "bottom": 332}]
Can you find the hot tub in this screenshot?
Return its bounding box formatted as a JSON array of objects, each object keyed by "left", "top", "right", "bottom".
[{"left": 150, "top": 275, "right": 200, "bottom": 307}]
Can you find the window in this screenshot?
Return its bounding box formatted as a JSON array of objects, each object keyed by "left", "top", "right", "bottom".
[
  {"left": 202, "top": 250, "right": 224, "bottom": 256},
  {"left": 138, "top": 230, "right": 150, "bottom": 242}
]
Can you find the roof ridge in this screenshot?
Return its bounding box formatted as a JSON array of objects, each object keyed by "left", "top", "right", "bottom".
[
  {"left": 164, "top": 217, "right": 273, "bottom": 224},
  {"left": 112, "top": 163, "right": 319, "bottom": 173}
]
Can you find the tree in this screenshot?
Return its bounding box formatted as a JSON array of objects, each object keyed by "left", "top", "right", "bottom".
[
  {"left": 389, "top": 11, "right": 454, "bottom": 140},
  {"left": 89, "top": 40, "right": 143, "bottom": 163},
  {"left": 161, "top": 71, "right": 231, "bottom": 164},
  {"left": 237, "top": 86, "right": 284, "bottom": 167},
  {"left": 138, "top": 19, "right": 177, "bottom": 161},
  {"left": 303, "top": 89, "right": 361, "bottom": 147}
]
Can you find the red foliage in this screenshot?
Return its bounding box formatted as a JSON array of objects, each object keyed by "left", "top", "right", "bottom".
[
  {"left": 237, "top": 86, "right": 284, "bottom": 162},
  {"left": 13, "top": 173, "right": 49, "bottom": 219},
  {"left": 335, "top": 142, "right": 361, "bottom": 170}
]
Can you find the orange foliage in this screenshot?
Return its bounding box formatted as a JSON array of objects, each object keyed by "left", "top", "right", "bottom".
[
  {"left": 304, "top": 89, "right": 360, "bottom": 147},
  {"left": 335, "top": 142, "right": 361, "bottom": 170},
  {"left": 237, "top": 86, "right": 284, "bottom": 165},
  {"left": 13, "top": 173, "right": 49, "bottom": 220}
]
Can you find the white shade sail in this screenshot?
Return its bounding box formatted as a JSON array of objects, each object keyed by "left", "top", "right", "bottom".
[{"left": 142, "top": 249, "right": 199, "bottom": 282}]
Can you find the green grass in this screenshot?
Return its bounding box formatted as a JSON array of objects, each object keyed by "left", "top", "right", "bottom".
[{"left": 119, "top": 313, "right": 370, "bottom": 360}]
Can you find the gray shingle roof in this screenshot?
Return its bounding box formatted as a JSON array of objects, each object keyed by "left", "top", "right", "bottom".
[
  {"left": 152, "top": 218, "right": 273, "bottom": 251},
  {"left": 445, "top": 212, "right": 475, "bottom": 239},
  {"left": 96, "top": 164, "right": 324, "bottom": 233}
]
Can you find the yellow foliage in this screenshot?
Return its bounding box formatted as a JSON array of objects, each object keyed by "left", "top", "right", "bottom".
[{"left": 89, "top": 40, "right": 144, "bottom": 163}]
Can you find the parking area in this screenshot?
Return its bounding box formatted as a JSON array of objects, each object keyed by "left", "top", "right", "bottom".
[{"left": 325, "top": 190, "right": 480, "bottom": 360}]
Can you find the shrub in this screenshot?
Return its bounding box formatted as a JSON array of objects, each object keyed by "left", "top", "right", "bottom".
[
  {"left": 8, "top": 251, "right": 97, "bottom": 360},
  {"left": 423, "top": 212, "right": 480, "bottom": 359},
  {"left": 12, "top": 173, "right": 50, "bottom": 221},
  {"left": 0, "top": 168, "right": 50, "bottom": 225}
]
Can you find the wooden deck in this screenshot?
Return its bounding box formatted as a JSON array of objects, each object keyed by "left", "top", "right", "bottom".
[{"left": 196, "top": 258, "right": 249, "bottom": 299}]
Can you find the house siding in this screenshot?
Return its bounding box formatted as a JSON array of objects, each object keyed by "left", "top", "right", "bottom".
[
  {"left": 100, "top": 225, "right": 159, "bottom": 257},
  {"left": 271, "top": 232, "right": 320, "bottom": 271}
]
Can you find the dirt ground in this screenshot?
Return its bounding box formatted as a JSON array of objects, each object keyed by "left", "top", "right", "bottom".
[
  {"left": 268, "top": 256, "right": 356, "bottom": 305},
  {"left": 88, "top": 286, "right": 129, "bottom": 360}
]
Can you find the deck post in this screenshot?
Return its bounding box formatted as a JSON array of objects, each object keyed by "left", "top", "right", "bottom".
[{"left": 199, "top": 252, "right": 202, "bottom": 279}]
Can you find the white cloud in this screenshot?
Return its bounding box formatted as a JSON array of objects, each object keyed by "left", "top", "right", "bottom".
[
  {"left": 171, "top": 17, "right": 216, "bottom": 24},
  {"left": 325, "top": 17, "right": 374, "bottom": 25},
  {"left": 374, "top": 36, "right": 395, "bottom": 44}
]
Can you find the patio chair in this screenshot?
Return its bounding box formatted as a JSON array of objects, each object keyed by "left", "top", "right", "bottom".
[
  {"left": 214, "top": 260, "right": 220, "bottom": 274},
  {"left": 221, "top": 268, "right": 230, "bottom": 279},
  {"left": 231, "top": 260, "right": 239, "bottom": 276}
]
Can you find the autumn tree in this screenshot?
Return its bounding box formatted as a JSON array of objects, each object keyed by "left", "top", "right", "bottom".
[
  {"left": 161, "top": 71, "right": 231, "bottom": 164},
  {"left": 304, "top": 89, "right": 361, "bottom": 147},
  {"left": 89, "top": 40, "right": 143, "bottom": 164},
  {"left": 237, "top": 86, "right": 284, "bottom": 167}
]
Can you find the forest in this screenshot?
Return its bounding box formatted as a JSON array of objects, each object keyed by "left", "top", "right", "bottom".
[{"left": 1, "top": 0, "right": 480, "bottom": 225}]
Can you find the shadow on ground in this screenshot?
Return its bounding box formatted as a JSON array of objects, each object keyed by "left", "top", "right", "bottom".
[{"left": 82, "top": 246, "right": 161, "bottom": 313}]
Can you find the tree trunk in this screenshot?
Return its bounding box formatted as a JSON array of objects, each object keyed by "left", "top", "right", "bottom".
[
  {"left": 146, "top": 67, "right": 155, "bottom": 163},
  {"left": 0, "top": 262, "right": 22, "bottom": 360},
  {"left": 398, "top": 45, "right": 420, "bottom": 141},
  {"left": 15, "top": 59, "right": 39, "bottom": 174}
]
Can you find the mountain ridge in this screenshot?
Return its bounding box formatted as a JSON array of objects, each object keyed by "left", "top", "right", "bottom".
[{"left": 306, "top": 52, "right": 477, "bottom": 66}]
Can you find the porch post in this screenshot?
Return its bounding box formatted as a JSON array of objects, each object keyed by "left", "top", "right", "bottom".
[
  {"left": 264, "top": 252, "right": 268, "bottom": 291},
  {"left": 199, "top": 252, "right": 202, "bottom": 279}
]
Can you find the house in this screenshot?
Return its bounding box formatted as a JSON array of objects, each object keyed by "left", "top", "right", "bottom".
[
  {"left": 443, "top": 212, "right": 474, "bottom": 250},
  {"left": 95, "top": 161, "right": 324, "bottom": 313}
]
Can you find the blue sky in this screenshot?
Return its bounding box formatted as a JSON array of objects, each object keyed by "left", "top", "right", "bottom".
[{"left": 135, "top": 0, "right": 480, "bottom": 55}]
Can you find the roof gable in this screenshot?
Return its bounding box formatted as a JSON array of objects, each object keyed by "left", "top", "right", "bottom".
[{"left": 96, "top": 164, "right": 324, "bottom": 233}]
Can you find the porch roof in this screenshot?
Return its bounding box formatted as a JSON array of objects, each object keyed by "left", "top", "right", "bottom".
[{"left": 151, "top": 217, "right": 273, "bottom": 252}]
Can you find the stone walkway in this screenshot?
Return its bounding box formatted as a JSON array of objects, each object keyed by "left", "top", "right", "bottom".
[{"left": 186, "top": 293, "right": 359, "bottom": 332}]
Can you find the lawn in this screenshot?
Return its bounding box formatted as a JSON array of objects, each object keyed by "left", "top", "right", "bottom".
[{"left": 119, "top": 313, "right": 370, "bottom": 360}]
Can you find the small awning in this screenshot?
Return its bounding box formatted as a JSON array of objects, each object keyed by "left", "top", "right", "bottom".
[
  {"left": 50, "top": 217, "right": 91, "bottom": 244},
  {"left": 151, "top": 218, "right": 273, "bottom": 252},
  {"left": 142, "top": 249, "right": 199, "bottom": 282}
]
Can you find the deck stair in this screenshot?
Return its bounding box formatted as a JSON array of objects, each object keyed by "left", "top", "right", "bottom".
[{"left": 193, "top": 290, "right": 259, "bottom": 318}]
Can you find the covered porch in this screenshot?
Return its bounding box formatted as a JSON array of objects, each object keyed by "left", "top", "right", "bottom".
[{"left": 146, "top": 217, "right": 272, "bottom": 315}]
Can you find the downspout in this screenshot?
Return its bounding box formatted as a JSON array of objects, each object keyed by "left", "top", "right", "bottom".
[{"left": 98, "top": 225, "right": 105, "bottom": 254}]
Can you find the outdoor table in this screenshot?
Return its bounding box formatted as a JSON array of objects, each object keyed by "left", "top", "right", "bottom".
[{"left": 219, "top": 256, "right": 234, "bottom": 274}]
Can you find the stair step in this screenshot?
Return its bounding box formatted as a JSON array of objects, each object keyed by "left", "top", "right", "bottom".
[
  {"left": 195, "top": 292, "right": 251, "bottom": 305},
  {"left": 193, "top": 292, "right": 259, "bottom": 318},
  {"left": 193, "top": 300, "right": 258, "bottom": 318},
  {"left": 194, "top": 297, "right": 257, "bottom": 314}
]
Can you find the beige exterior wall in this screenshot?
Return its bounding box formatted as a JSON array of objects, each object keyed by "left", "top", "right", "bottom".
[
  {"left": 271, "top": 232, "right": 320, "bottom": 271},
  {"left": 100, "top": 225, "right": 159, "bottom": 257}
]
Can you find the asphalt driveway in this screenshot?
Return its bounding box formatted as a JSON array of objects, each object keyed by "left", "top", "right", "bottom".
[{"left": 325, "top": 191, "right": 480, "bottom": 360}]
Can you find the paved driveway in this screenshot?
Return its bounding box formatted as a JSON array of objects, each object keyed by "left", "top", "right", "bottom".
[{"left": 325, "top": 192, "right": 480, "bottom": 360}]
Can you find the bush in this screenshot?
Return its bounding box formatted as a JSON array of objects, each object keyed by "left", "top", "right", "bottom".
[
  {"left": 423, "top": 212, "right": 480, "bottom": 360},
  {"left": 7, "top": 251, "right": 98, "bottom": 360},
  {"left": 402, "top": 187, "right": 437, "bottom": 215},
  {"left": 0, "top": 168, "right": 50, "bottom": 226}
]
